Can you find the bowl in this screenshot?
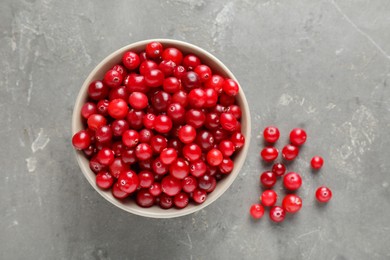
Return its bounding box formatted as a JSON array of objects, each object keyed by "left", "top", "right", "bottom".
[{"left": 72, "top": 39, "right": 251, "bottom": 218}]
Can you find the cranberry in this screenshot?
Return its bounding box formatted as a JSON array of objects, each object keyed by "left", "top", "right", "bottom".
[
  {"left": 139, "top": 60, "right": 158, "bottom": 75},
  {"left": 161, "top": 175, "right": 182, "bottom": 196},
  {"left": 144, "top": 69, "right": 164, "bottom": 87},
  {"left": 260, "top": 171, "right": 277, "bottom": 188},
  {"left": 203, "top": 88, "right": 218, "bottom": 108},
  {"left": 128, "top": 92, "right": 148, "bottom": 110},
  {"left": 151, "top": 90, "right": 172, "bottom": 112},
  {"left": 139, "top": 158, "right": 153, "bottom": 171},
  {"left": 185, "top": 109, "right": 205, "bottom": 128},
  {"left": 136, "top": 189, "right": 155, "bottom": 208},
  {"left": 96, "top": 148, "right": 114, "bottom": 165},
  {"left": 311, "top": 156, "right": 324, "bottom": 169},
  {"left": 205, "top": 113, "right": 220, "bottom": 130},
  {"left": 109, "top": 86, "right": 129, "bottom": 101},
  {"left": 142, "top": 114, "right": 155, "bottom": 130},
  {"left": 282, "top": 194, "right": 302, "bottom": 213},
  {"left": 152, "top": 157, "right": 169, "bottom": 176},
  {"left": 174, "top": 192, "right": 189, "bottom": 208},
  {"left": 316, "top": 186, "right": 332, "bottom": 202},
  {"left": 83, "top": 145, "right": 96, "bottom": 158},
  {"left": 219, "top": 93, "right": 235, "bottom": 107},
  {"left": 160, "top": 148, "right": 178, "bottom": 165},
  {"left": 283, "top": 172, "right": 302, "bottom": 191},
  {"left": 163, "top": 77, "right": 181, "bottom": 93},
  {"left": 183, "top": 54, "right": 201, "bottom": 70},
  {"left": 226, "top": 105, "right": 241, "bottom": 119},
  {"left": 95, "top": 125, "right": 112, "bottom": 143},
  {"left": 138, "top": 171, "right": 154, "bottom": 188},
  {"left": 269, "top": 206, "right": 286, "bottom": 223},
  {"left": 159, "top": 60, "right": 176, "bottom": 76},
  {"left": 198, "top": 174, "right": 215, "bottom": 190},
  {"left": 112, "top": 182, "right": 130, "bottom": 199},
  {"left": 183, "top": 144, "right": 202, "bottom": 162},
  {"left": 196, "top": 130, "right": 215, "bottom": 151},
  {"left": 187, "top": 88, "right": 206, "bottom": 108},
  {"left": 282, "top": 144, "right": 299, "bottom": 161},
  {"left": 168, "top": 138, "right": 184, "bottom": 154},
  {"left": 87, "top": 114, "right": 107, "bottom": 130},
  {"left": 260, "top": 147, "right": 279, "bottom": 162},
  {"left": 159, "top": 193, "right": 173, "bottom": 209},
  {"left": 219, "top": 140, "right": 235, "bottom": 157},
  {"left": 112, "top": 64, "right": 126, "bottom": 76},
  {"left": 220, "top": 113, "right": 237, "bottom": 131},
  {"left": 211, "top": 104, "right": 226, "bottom": 115},
  {"left": 96, "top": 99, "right": 109, "bottom": 116},
  {"left": 149, "top": 183, "right": 162, "bottom": 197},
  {"left": 139, "top": 129, "right": 154, "bottom": 143},
  {"left": 290, "top": 128, "right": 307, "bottom": 146},
  {"left": 135, "top": 143, "right": 153, "bottom": 160},
  {"left": 121, "top": 149, "right": 137, "bottom": 165},
  {"left": 250, "top": 204, "right": 265, "bottom": 219},
  {"left": 88, "top": 80, "right": 108, "bottom": 100},
  {"left": 96, "top": 171, "right": 114, "bottom": 189},
  {"left": 263, "top": 126, "right": 280, "bottom": 143},
  {"left": 167, "top": 103, "right": 185, "bottom": 123},
  {"left": 72, "top": 130, "right": 91, "bottom": 150},
  {"left": 108, "top": 99, "right": 128, "bottom": 119},
  {"left": 125, "top": 74, "right": 148, "bottom": 93},
  {"left": 126, "top": 109, "right": 145, "bottom": 130},
  {"left": 146, "top": 41, "right": 163, "bottom": 59},
  {"left": 205, "top": 74, "right": 224, "bottom": 93},
  {"left": 89, "top": 156, "right": 107, "bottom": 174},
  {"left": 117, "top": 170, "right": 139, "bottom": 193},
  {"left": 122, "top": 51, "right": 140, "bottom": 70},
  {"left": 212, "top": 127, "right": 229, "bottom": 144},
  {"left": 81, "top": 102, "right": 97, "bottom": 119},
  {"left": 104, "top": 69, "right": 123, "bottom": 88},
  {"left": 139, "top": 51, "right": 148, "bottom": 63},
  {"left": 189, "top": 159, "right": 207, "bottom": 177},
  {"left": 192, "top": 189, "right": 207, "bottom": 204},
  {"left": 153, "top": 115, "right": 172, "bottom": 134},
  {"left": 182, "top": 71, "right": 201, "bottom": 90},
  {"left": 194, "top": 65, "right": 212, "bottom": 82},
  {"left": 168, "top": 158, "right": 189, "bottom": 179},
  {"left": 182, "top": 175, "right": 198, "bottom": 193},
  {"left": 122, "top": 130, "right": 139, "bottom": 148},
  {"left": 172, "top": 90, "right": 188, "bottom": 107},
  {"left": 178, "top": 125, "right": 196, "bottom": 144},
  {"left": 162, "top": 47, "right": 183, "bottom": 65},
  {"left": 109, "top": 157, "right": 129, "bottom": 178},
  {"left": 206, "top": 148, "right": 223, "bottom": 166},
  {"left": 150, "top": 135, "right": 168, "bottom": 154},
  {"left": 222, "top": 79, "right": 239, "bottom": 96},
  {"left": 173, "top": 65, "right": 187, "bottom": 79},
  {"left": 219, "top": 158, "right": 234, "bottom": 174},
  {"left": 261, "top": 190, "right": 278, "bottom": 207},
  {"left": 272, "top": 163, "right": 286, "bottom": 177}
]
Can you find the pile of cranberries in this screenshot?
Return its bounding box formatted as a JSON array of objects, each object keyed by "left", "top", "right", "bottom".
[
  {"left": 72, "top": 41, "right": 246, "bottom": 209},
  {"left": 250, "top": 127, "right": 332, "bottom": 222}
]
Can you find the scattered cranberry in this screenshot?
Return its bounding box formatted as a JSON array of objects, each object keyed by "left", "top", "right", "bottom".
[
  {"left": 283, "top": 172, "right": 302, "bottom": 191},
  {"left": 272, "top": 163, "right": 286, "bottom": 177},
  {"left": 263, "top": 126, "right": 280, "bottom": 143},
  {"left": 260, "top": 147, "right": 279, "bottom": 162},
  {"left": 290, "top": 128, "right": 307, "bottom": 146},
  {"left": 316, "top": 186, "right": 332, "bottom": 202},
  {"left": 282, "top": 144, "right": 299, "bottom": 161},
  {"left": 260, "top": 171, "right": 277, "bottom": 188},
  {"left": 269, "top": 206, "right": 286, "bottom": 223},
  {"left": 261, "top": 190, "right": 278, "bottom": 207},
  {"left": 250, "top": 204, "right": 265, "bottom": 219},
  {"left": 311, "top": 156, "right": 324, "bottom": 169},
  {"left": 282, "top": 194, "right": 302, "bottom": 213}
]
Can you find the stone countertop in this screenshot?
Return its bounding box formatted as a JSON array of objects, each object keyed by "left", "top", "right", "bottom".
[{"left": 1, "top": 0, "right": 389, "bottom": 259}]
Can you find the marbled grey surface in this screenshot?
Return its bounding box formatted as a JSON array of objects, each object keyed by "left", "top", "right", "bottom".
[{"left": 1, "top": 0, "right": 390, "bottom": 259}]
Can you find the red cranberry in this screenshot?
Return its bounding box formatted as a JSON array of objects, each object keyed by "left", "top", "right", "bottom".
[
  {"left": 290, "top": 128, "right": 307, "bottom": 146},
  {"left": 226, "top": 105, "right": 241, "bottom": 119},
  {"left": 135, "top": 143, "right": 153, "bottom": 160},
  {"left": 172, "top": 90, "right": 188, "bottom": 107},
  {"left": 89, "top": 156, "right": 107, "bottom": 174},
  {"left": 88, "top": 80, "right": 108, "bottom": 100},
  {"left": 192, "top": 189, "right": 207, "bottom": 204},
  {"left": 269, "top": 206, "right": 286, "bottom": 223},
  {"left": 182, "top": 54, "right": 201, "bottom": 70},
  {"left": 152, "top": 157, "right": 169, "bottom": 176},
  {"left": 81, "top": 102, "right": 97, "bottom": 119},
  {"left": 139, "top": 51, "right": 148, "bottom": 63},
  {"left": 112, "top": 182, "right": 130, "bottom": 199},
  {"left": 173, "top": 65, "right": 186, "bottom": 79},
  {"left": 160, "top": 148, "right": 178, "bottom": 165},
  {"left": 169, "top": 158, "right": 189, "bottom": 179},
  {"left": 112, "top": 64, "right": 126, "bottom": 76},
  {"left": 96, "top": 99, "right": 109, "bottom": 116},
  {"left": 272, "top": 163, "right": 286, "bottom": 177},
  {"left": 263, "top": 126, "right": 280, "bottom": 143},
  {"left": 185, "top": 109, "right": 205, "bottom": 128},
  {"left": 128, "top": 92, "right": 148, "bottom": 110},
  {"left": 188, "top": 88, "right": 206, "bottom": 108},
  {"left": 205, "top": 177, "right": 217, "bottom": 193},
  {"left": 125, "top": 74, "right": 148, "bottom": 93},
  {"left": 316, "top": 186, "right": 332, "bottom": 202},
  {"left": 95, "top": 125, "right": 112, "bottom": 143},
  {"left": 108, "top": 86, "right": 129, "bottom": 101},
  {"left": 138, "top": 171, "right": 154, "bottom": 188},
  {"left": 136, "top": 189, "right": 155, "bottom": 208},
  {"left": 212, "top": 127, "right": 229, "bottom": 144},
  {"left": 283, "top": 172, "right": 302, "bottom": 191},
  {"left": 205, "top": 113, "right": 220, "bottom": 130},
  {"left": 163, "top": 77, "right": 181, "bottom": 93},
  {"left": 96, "top": 171, "right": 114, "bottom": 189},
  {"left": 144, "top": 69, "right": 164, "bottom": 87},
  {"left": 109, "top": 157, "right": 129, "bottom": 178},
  {"left": 282, "top": 194, "right": 302, "bottom": 213},
  {"left": 219, "top": 140, "right": 235, "bottom": 157},
  {"left": 122, "top": 51, "right": 140, "bottom": 70},
  {"left": 189, "top": 159, "right": 207, "bottom": 177},
  {"left": 203, "top": 88, "right": 218, "bottom": 108},
  {"left": 154, "top": 115, "right": 172, "bottom": 134},
  {"left": 159, "top": 60, "right": 176, "bottom": 76},
  {"left": 174, "top": 192, "right": 189, "bottom": 209},
  {"left": 139, "top": 129, "right": 154, "bottom": 143},
  {"left": 121, "top": 149, "right": 137, "bottom": 165},
  {"left": 167, "top": 103, "right": 186, "bottom": 123},
  {"left": 87, "top": 114, "right": 107, "bottom": 130},
  {"left": 220, "top": 113, "right": 237, "bottom": 131},
  {"left": 150, "top": 135, "right": 168, "bottom": 154},
  {"left": 139, "top": 60, "right": 158, "bottom": 75},
  {"left": 117, "top": 170, "right": 139, "bottom": 194},
  {"left": 196, "top": 130, "right": 215, "bottom": 151},
  {"left": 143, "top": 113, "right": 156, "bottom": 130},
  {"left": 168, "top": 138, "right": 184, "bottom": 154},
  {"left": 162, "top": 47, "right": 183, "bottom": 65},
  {"left": 146, "top": 41, "right": 163, "bottom": 59},
  {"left": 206, "top": 148, "right": 223, "bottom": 166},
  {"left": 311, "top": 156, "right": 324, "bottom": 169},
  {"left": 222, "top": 79, "right": 239, "bottom": 96},
  {"left": 260, "top": 147, "right": 279, "bottom": 162},
  {"left": 161, "top": 175, "right": 182, "bottom": 196},
  {"left": 178, "top": 125, "right": 196, "bottom": 144},
  {"left": 260, "top": 171, "right": 277, "bottom": 188},
  {"left": 198, "top": 174, "right": 214, "bottom": 190},
  {"left": 261, "top": 190, "right": 278, "bottom": 207},
  {"left": 219, "top": 158, "right": 234, "bottom": 174},
  {"left": 122, "top": 130, "right": 139, "bottom": 148},
  {"left": 183, "top": 144, "right": 202, "bottom": 162},
  {"left": 138, "top": 158, "right": 153, "bottom": 171},
  {"left": 126, "top": 109, "right": 145, "bottom": 130},
  {"left": 96, "top": 148, "right": 114, "bottom": 166},
  {"left": 108, "top": 99, "right": 128, "bottom": 119},
  {"left": 282, "top": 144, "right": 299, "bottom": 161},
  {"left": 151, "top": 90, "right": 172, "bottom": 112},
  {"left": 72, "top": 130, "right": 91, "bottom": 150},
  {"left": 250, "top": 204, "right": 265, "bottom": 219},
  {"left": 83, "top": 145, "right": 96, "bottom": 158},
  {"left": 182, "top": 175, "right": 198, "bottom": 193},
  {"left": 182, "top": 71, "right": 201, "bottom": 90},
  {"left": 149, "top": 183, "right": 162, "bottom": 196},
  {"left": 110, "top": 143, "right": 123, "bottom": 158},
  {"left": 159, "top": 193, "right": 173, "bottom": 209},
  {"left": 194, "top": 65, "right": 212, "bottom": 82},
  {"left": 104, "top": 69, "right": 123, "bottom": 88},
  {"left": 219, "top": 93, "right": 235, "bottom": 107},
  {"left": 211, "top": 104, "right": 226, "bottom": 115},
  {"left": 205, "top": 74, "right": 224, "bottom": 93}
]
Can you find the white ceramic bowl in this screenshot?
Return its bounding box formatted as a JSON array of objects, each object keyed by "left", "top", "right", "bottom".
[{"left": 72, "top": 39, "right": 251, "bottom": 218}]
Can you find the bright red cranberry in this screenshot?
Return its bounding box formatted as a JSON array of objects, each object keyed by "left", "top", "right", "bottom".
[
  {"left": 159, "top": 193, "right": 173, "bottom": 209},
  {"left": 139, "top": 129, "right": 154, "bottom": 143},
  {"left": 122, "top": 51, "right": 140, "bottom": 70},
  {"left": 153, "top": 115, "right": 172, "bottom": 134},
  {"left": 135, "top": 143, "right": 153, "bottom": 160},
  {"left": 189, "top": 159, "right": 207, "bottom": 177},
  {"left": 144, "top": 69, "right": 164, "bottom": 87},
  {"left": 172, "top": 90, "right": 188, "bottom": 107},
  {"left": 205, "top": 113, "right": 220, "bottom": 130},
  {"left": 282, "top": 144, "right": 299, "bottom": 161},
  {"left": 108, "top": 99, "right": 128, "bottom": 119},
  {"left": 96, "top": 148, "right": 114, "bottom": 166},
  {"left": 95, "top": 125, "right": 112, "bottom": 143},
  {"left": 109, "top": 157, "right": 129, "bottom": 178},
  {"left": 198, "top": 174, "right": 215, "bottom": 190},
  {"left": 219, "top": 158, "right": 234, "bottom": 174},
  {"left": 226, "top": 105, "right": 241, "bottom": 119},
  {"left": 272, "top": 163, "right": 286, "bottom": 177},
  {"left": 143, "top": 113, "right": 156, "bottom": 129},
  {"left": 250, "top": 204, "right": 265, "bottom": 219},
  {"left": 183, "top": 144, "right": 202, "bottom": 162},
  {"left": 162, "top": 47, "right": 183, "bottom": 65},
  {"left": 120, "top": 149, "right": 137, "bottom": 165},
  {"left": 188, "top": 88, "right": 206, "bottom": 108},
  {"left": 178, "top": 125, "right": 196, "bottom": 144},
  {"left": 161, "top": 175, "right": 182, "bottom": 196},
  {"left": 174, "top": 192, "right": 189, "bottom": 208},
  {"left": 151, "top": 90, "right": 172, "bottom": 112},
  {"left": 269, "top": 206, "right": 286, "bottom": 223},
  {"left": 260, "top": 147, "right": 279, "bottom": 162},
  {"left": 196, "top": 130, "right": 215, "bottom": 151},
  {"left": 182, "top": 54, "right": 201, "bottom": 70},
  {"left": 128, "top": 92, "right": 148, "bottom": 110},
  {"left": 167, "top": 103, "right": 186, "bottom": 123},
  {"left": 169, "top": 158, "right": 190, "bottom": 179},
  {"left": 139, "top": 60, "right": 158, "bottom": 75},
  {"left": 149, "top": 183, "right": 162, "bottom": 196},
  {"left": 282, "top": 194, "right": 302, "bottom": 213},
  {"left": 260, "top": 171, "right": 277, "bottom": 188},
  {"left": 173, "top": 65, "right": 187, "bottom": 79},
  {"left": 316, "top": 186, "right": 332, "bottom": 202},
  {"left": 186, "top": 109, "right": 206, "bottom": 128},
  {"left": 192, "top": 189, "right": 207, "bottom": 204},
  {"left": 88, "top": 80, "right": 109, "bottom": 100},
  {"left": 138, "top": 171, "right": 154, "bottom": 188},
  {"left": 219, "top": 140, "right": 235, "bottom": 157},
  {"left": 290, "top": 128, "right": 307, "bottom": 146},
  {"left": 125, "top": 74, "right": 148, "bottom": 93},
  {"left": 117, "top": 170, "right": 139, "bottom": 193},
  {"left": 220, "top": 113, "right": 237, "bottom": 131},
  {"left": 72, "top": 130, "right": 91, "bottom": 150},
  {"left": 202, "top": 88, "right": 218, "bottom": 108},
  {"left": 152, "top": 157, "right": 169, "bottom": 176},
  {"left": 146, "top": 41, "right": 163, "bottom": 59},
  {"left": 311, "top": 156, "right": 324, "bottom": 169},
  {"left": 182, "top": 71, "right": 201, "bottom": 90},
  {"left": 126, "top": 109, "right": 145, "bottom": 130},
  {"left": 205, "top": 74, "right": 224, "bottom": 93},
  {"left": 206, "top": 148, "right": 223, "bottom": 166},
  {"left": 163, "top": 77, "right": 181, "bottom": 93},
  {"left": 81, "top": 102, "right": 97, "bottom": 119},
  {"left": 112, "top": 182, "right": 130, "bottom": 199},
  {"left": 96, "top": 171, "right": 114, "bottom": 189},
  {"left": 222, "top": 79, "right": 239, "bottom": 96},
  {"left": 283, "top": 172, "right": 302, "bottom": 191},
  {"left": 159, "top": 60, "right": 176, "bottom": 76},
  {"left": 122, "top": 130, "right": 139, "bottom": 148},
  {"left": 263, "top": 126, "right": 280, "bottom": 143},
  {"left": 103, "top": 69, "right": 123, "bottom": 88},
  {"left": 87, "top": 114, "right": 107, "bottom": 130},
  {"left": 160, "top": 148, "right": 178, "bottom": 165},
  {"left": 182, "top": 175, "right": 198, "bottom": 193},
  {"left": 219, "top": 93, "right": 235, "bottom": 107},
  {"left": 108, "top": 86, "right": 129, "bottom": 101},
  {"left": 89, "top": 156, "right": 107, "bottom": 174},
  {"left": 96, "top": 99, "right": 109, "bottom": 116},
  {"left": 136, "top": 189, "right": 155, "bottom": 208},
  {"left": 194, "top": 65, "right": 212, "bottom": 82},
  {"left": 261, "top": 190, "right": 278, "bottom": 207}
]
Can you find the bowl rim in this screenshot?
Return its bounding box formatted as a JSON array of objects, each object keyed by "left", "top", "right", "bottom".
[{"left": 72, "top": 39, "right": 251, "bottom": 218}]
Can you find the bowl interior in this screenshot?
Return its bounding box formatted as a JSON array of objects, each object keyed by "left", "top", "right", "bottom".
[{"left": 72, "top": 39, "right": 251, "bottom": 218}]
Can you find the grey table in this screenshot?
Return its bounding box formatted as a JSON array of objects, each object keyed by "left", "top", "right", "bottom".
[{"left": 1, "top": 0, "right": 389, "bottom": 259}]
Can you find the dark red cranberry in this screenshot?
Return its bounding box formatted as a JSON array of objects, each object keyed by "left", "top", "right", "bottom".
[
  {"left": 185, "top": 109, "right": 206, "bottom": 128},
  {"left": 96, "top": 148, "right": 114, "bottom": 166},
  {"left": 104, "top": 69, "right": 123, "bottom": 88},
  {"left": 219, "top": 93, "right": 235, "bottom": 107},
  {"left": 272, "top": 163, "right": 286, "bottom": 177},
  {"left": 196, "top": 130, "right": 215, "bottom": 151},
  {"left": 222, "top": 79, "right": 239, "bottom": 96},
  {"left": 126, "top": 109, "right": 145, "bottom": 130},
  {"left": 122, "top": 129, "right": 139, "bottom": 148},
  {"left": 159, "top": 193, "right": 173, "bottom": 209},
  {"left": 260, "top": 171, "right": 277, "bottom": 188},
  {"left": 138, "top": 158, "right": 153, "bottom": 171},
  {"left": 205, "top": 113, "right": 220, "bottom": 130},
  {"left": 230, "top": 132, "right": 245, "bottom": 149},
  {"left": 161, "top": 175, "right": 182, "bottom": 196},
  {"left": 168, "top": 138, "right": 184, "bottom": 154},
  {"left": 173, "top": 65, "right": 187, "bottom": 79},
  {"left": 89, "top": 156, "right": 107, "bottom": 174},
  {"left": 96, "top": 99, "right": 109, "bottom": 116},
  {"left": 212, "top": 127, "right": 229, "bottom": 144},
  {"left": 169, "top": 158, "right": 189, "bottom": 179},
  {"left": 112, "top": 182, "right": 130, "bottom": 199},
  {"left": 111, "top": 142, "right": 124, "bottom": 157},
  {"left": 182, "top": 175, "right": 198, "bottom": 193},
  {"left": 159, "top": 60, "right": 176, "bottom": 76},
  {"left": 219, "top": 158, "right": 234, "bottom": 174},
  {"left": 149, "top": 183, "right": 162, "bottom": 197},
  {"left": 167, "top": 103, "right": 186, "bottom": 123},
  {"left": 146, "top": 41, "right": 163, "bottom": 59},
  {"left": 154, "top": 115, "right": 173, "bottom": 134},
  {"left": 172, "top": 90, "right": 188, "bottom": 107},
  {"left": 151, "top": 90, "right": 172, "bottom": 112},
  {"left": 192, "top": 189, "right": 207, "bottom": 204},
  {"left": 88, "top": 80, "right": 109, "bottom": 100},
  {"left": 83, "top": 145, "right": 96, "bottom": 158},
  {"left": 226, "top": 105, "right": 241, "bottom": 119},
  {"left": 109, "top": 157, "right": 129, "bottom": 178},
  {"left": 189, "top": 159, "right": 207, "bottom": 177},
  {"left": 152, "top": 157, "right": 169, "bottom": 176},
  {"left": 183, "top": 144, "right": 202, "bottom": 162},
  {"left": 87, "top": 114, "right": 107, "bottom": 131},
  {"left": 182, "top": 71, "right": 201, "bottom": 90},
  {"left": 194, "top": 65, "right": 212, "bottom": 82},
  {"left": 109, "top": 86, "right": 129, "bottom": 101},
  {"left": 136, "top": 189, "right": 155, "bottom": 208},
  {"left": 135, "top": 143, "right": 153, "bottom": 160},
  {"left": 211, "top": 104, "right": 226, "bottom": 115},
  {"left": 139, "top": 51, "right": 148, "bottom": 63},
  {"left": 198, "top": 174, "right": 214, "bottom": 190},
  {"left": 122, "top": 51, "right": 140, "bottom": 70},
  {"left": 121, "top": 148, "right": 137, "bottom": 165},
  {"left": 143, "top": 113, "right": 156, "bottom": 130},
  {"left": 139, "top": 129, "right": 154, "bottom": 144},
  {"left": 95, "top": 125, "right": 112, "bottom": 143}
]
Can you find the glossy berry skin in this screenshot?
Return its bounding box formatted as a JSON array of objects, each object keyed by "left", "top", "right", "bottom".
[
  {"left": 230, "top": 132, "right": 245, "bottom": 149},
  {"left": 112, "top": 182, "right": 130, "bottom": 199},
  {"left": 261, "top": 190, "right": 278, "bottom": 207},
  {"left": 129, "top": 92, "right": 148, "bottom": 110},
  {"left": 250, "top": 204, "right": 265, "bottom": 219},
  {"left": 97, "top": 99, "right": 109, "bottom": 116},
  {"left": 89, "top": 156, "right": 107, "bottom": 174},
  {"left": 149, "top": 183, "right": 162, "bottom": 197},
  {"left": 135, "top": 143, "right": 153, "bottom": 160},
  {"left": 316, "top": 186, "right": 332, "bottom": 202},
  {"left": 205, "top": 74, "right": 224, "bottom": 93},
  {"left": 154, "top": 115, "right": 172, "bottom": 134},
  {"left": 103, "top": 69, "right": 123, "bottom": 88},
  {"left": 222, "top": 79, "right": 239, "bottom": 96},
  {"left": 87, "top": 114, "right": 107, "bottom": 130},
  {"left": 125, "top": 74, "right": 148, "bottom": 93},
  {"left": 150, "top": 135, "right": 168, "bottom": 154},
  {"left": 126, "top": 109, "right": 145, "bottom": 130},
  {"left": 88, "top": 80, "right": 109, "bottom": 101},
  {"left": 72, "top": 130, "right": 91, "bottom": 150},
  {"left": 182, "top": 54, "right": 201, "bottom": 70},
  {"left": 263, "top": 126, "right": 280, "bottom": 143},
  {"left": 196, "top": 130, "right": 214, "bottom": 151},
  {"left": 160, "top": 148, "right": 178, "bottom": 165},
  {"left": 219, "top": 140, "right": 235, "bottom": 157},
  {"left": 144, "top": 69, "right": 164, "bottom": 87},
  {"left": 183, "top": 144, "right": 202, "bottom": 162},
  {"left": 122, "top": 51, "right": 140, "bottom": 70},
  {"left": 96, "top": 148, "right": 114, "bottom": 166},
  {"left": 182, "top": 175, "right": 198, "bottom": 193},
  {"left": 272, "top": 163, "right": 286, "bottom": 177},
  {"left": 260, "top": 171, "right": 277, "bottom": 188},
  {"left": 219, "top": 158, "right": 234, "bottom": 174},
  {"left": 290, "top": 128, "right": 307, "bottom": 146},
  {"left": 283, "top": 172, "right": 302, "bottom": 191},
  {"left": 188, "top": 88, "right": 206, "bottom": 108},
  {"left": 178, "top": 125, "right": 196, "bottom": 144},
  {"left": 163, "top": 77, "right": 181, "bottom": 93},
  {"left": 260, "top": 147, "right": 279, "bottom": 162},
  {"left": 172, "top": 90, "right": 188, "bottom": 107},
  {"left": 161, "top": 175, "right": 182, "bottom": 196},
  {"left": 204, "top": 88, "right": 218, "bottom": 108},
  {"left": 311, "top": 156, "right": 324, "bottom": 169},
  {"left": 117, "top": 170, "right": 139, "bottom": 194},
  {"left": 173, "top": 192, "right": 189, "bottom": 209},
  {"left": 108, "top": 99, "right": 129, "bottom": 119},
  {"left": 138, "top": 171, "right": 154, "bottom": 188},
  {"left": 162, "top": 47, "right": 183, "bottom": 65},
  {"left": 173, "top": 65, "right": 186, "bottom": 79},
  {"left": 152, "top": 157, "right": 169, "bottom": 176},
  {"left": 159, "top": 193, "right": 173, "bottom": 209},
  {"left": 139, "top": 129, "right": 153, "bottom": 143},
  {"left": 95, "top": 125, "right": 112, "bottom": 143},
  {"left": 219, "top": 93, "right": 235, "bottom": 107},
  {"left": 122, "top": 130, "right": 139, "bottom": 148},
  {"left": 186, "top": 109, "right": 206, "bottom": 128},
  {"left": 189, "top": 159, "right": 207, "bottom": 177},
  {"left": 282, "top": 194, "right": 302, "bottom": 213},
  {"left": 96, "top": 171, "right": 114, "bottom": 189},
  {"left": 269, "top": 206, "right": 286, "bottom": 223},
  {"left": 136, "top": 189, "right": 155, "bottom": 208},
  {"left": 194, "top": 65, "right": 212, "bottom": 82},
  {"left": 182, "top": 71, "right": 201, "bottom": 90},
  {"left": 220, "top": 113, "right": 237, "bottom": 132},
  {"left": 143, "top": 113, "right": 156, "bottom": 130},
  {"left": 109, "top": 158, "right": 129, "bottom": 178},
  {"left": 167, "top": 103, "right": 186, "bottom": 123},
  {"left": 81, "top": 102, "right": 97, "bottom": 119},
  {"left": 206, "top": 148, "right": 223, "bottom": 166},
  {"left": 159, "top": 60, "right": 176, "bottom": 76},
  {"left": 192, "top": 189, "right": 207, "bottom": 204},
  {"left": 146, "top": 41, "right": 163, "bottom": 59},
  {"left": 282, "top": 144, "right": 299, "bottom": 161},
  {"left": 226, "top": 105, "right": 241, "bottom": 119}
]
